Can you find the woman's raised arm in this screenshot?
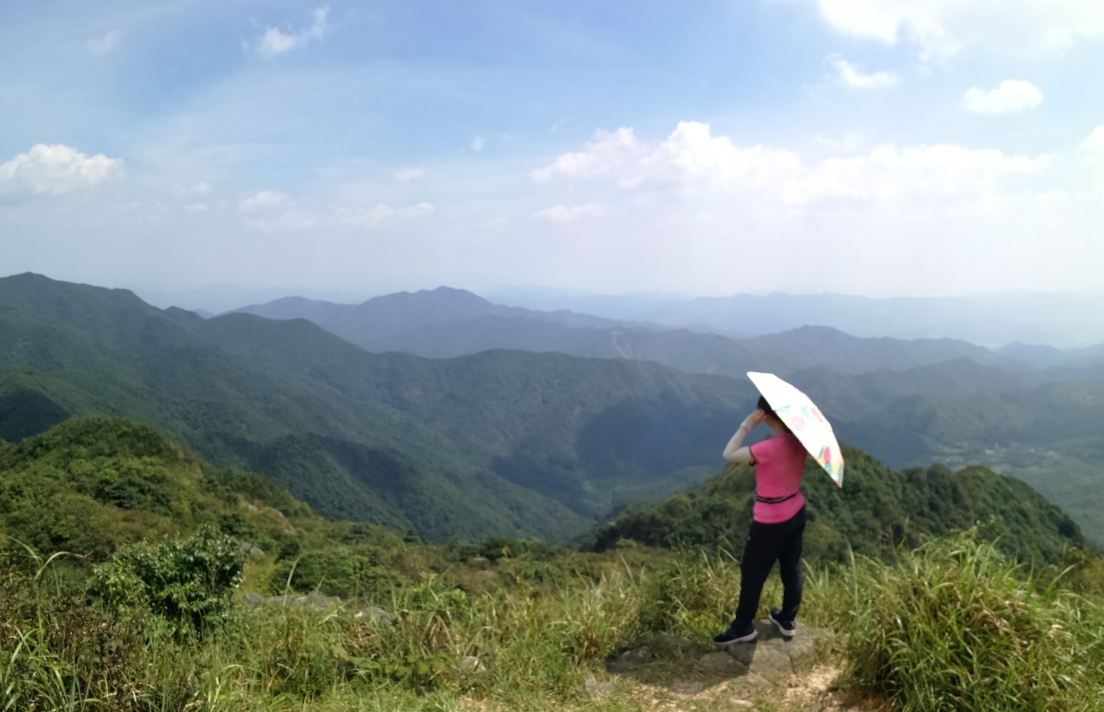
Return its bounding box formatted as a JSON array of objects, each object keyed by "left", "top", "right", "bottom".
[{"left": 723, "top": 409, "right": 767, "bottom": 463}]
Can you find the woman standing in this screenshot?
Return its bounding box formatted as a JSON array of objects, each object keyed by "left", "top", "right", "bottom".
[{"left": 714, "top": 394, "right": 808, "bottom": 644}]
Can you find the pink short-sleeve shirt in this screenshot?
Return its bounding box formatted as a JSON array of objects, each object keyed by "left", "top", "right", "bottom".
[{"left": 749, "top": 432, "right": 807, "bottom": 524}]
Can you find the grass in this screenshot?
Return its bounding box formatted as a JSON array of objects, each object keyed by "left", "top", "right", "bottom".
[{"left": 1, "top": 531, "right": 1102, "bottom": 711}]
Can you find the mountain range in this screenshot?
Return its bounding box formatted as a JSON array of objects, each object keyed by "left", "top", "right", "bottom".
[
  {"left": 0, "top": 273, "right": 772, "bottom": 541},
  {"left": 230, "top": 287, "right": 1020, "bottom": 378},
  {"left": 486, "top": 289, "right": 1104, "bottom": 349},
  {"left": 4, "top": 273, "right": 1104, "bottom": 548},
  {"left": 229, "top": 285, "right": 1104, "bottom": 547}
]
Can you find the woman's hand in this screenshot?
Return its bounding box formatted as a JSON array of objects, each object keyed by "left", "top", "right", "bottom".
[
  {"left": 724, "top": 409, "right": 767, "bottom": 463},
  {"left": 741, "top": 409, "right": 768, "bottom": 431}
]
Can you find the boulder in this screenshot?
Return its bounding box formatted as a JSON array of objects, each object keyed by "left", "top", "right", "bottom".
[
  {"left": 651, "top": 634, "right": 694, "bottom": 656},
  {"left": 243, "top": 591, "right": 265, "bottom": 607},
  {"left": 294, "top": 591, "right": 342, "bottom": 611},
  {"left": 724, "top": 620, "right": 822, "bottom": 682},
  {"left": 620, "top": 646, "right": 652, "bottom": 666},
  {"left": 607, "top": 645, "right": 652, "bottom": 673},
  {"left": 698, "top": 652, "right": 749, "bottom": 677},
  {"left": 355, "top": 606, "right": 398, "bottom": 626}
]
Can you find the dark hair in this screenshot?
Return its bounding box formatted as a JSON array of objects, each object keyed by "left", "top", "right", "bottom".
[{"left": 757, "top": 395, "right": 792, "bottom": 433}]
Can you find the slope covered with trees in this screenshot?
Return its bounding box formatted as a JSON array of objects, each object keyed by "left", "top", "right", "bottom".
[
  {"left": 588, "top": 444, "right": 1083, "bottom": 564},
  {"left": 0, "top": 274, "right": 765, "bottom": 541}
]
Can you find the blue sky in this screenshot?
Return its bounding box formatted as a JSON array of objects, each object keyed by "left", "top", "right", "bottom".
[{"left": 2, "top": 0, "right": 1103, "bottom": 305}]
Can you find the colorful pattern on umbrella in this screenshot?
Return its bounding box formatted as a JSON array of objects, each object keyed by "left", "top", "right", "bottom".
[{"left": 747, "top": 372, "right": 844, "bottom": 488}]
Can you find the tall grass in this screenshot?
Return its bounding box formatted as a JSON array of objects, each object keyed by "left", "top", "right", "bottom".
[
  {"left": 836, "top": 534, "right": 1104, "bottom": 711},
  {"left": 2, "top": 532, "right": 1103, "bottom": 711}
]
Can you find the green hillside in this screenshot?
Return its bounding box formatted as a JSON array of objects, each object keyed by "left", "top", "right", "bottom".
[
  {"left": 3, "top": 418, "right": 1102, "bottom": 712},
  {"left": 0, "top": 274, "right": 761, "bottom": 541},
  {"left": 815, "top": 378, "right": 1104, "bottom": 548},
  {"left": 588, "top": 444, "right": 1083, "bottom": 564},
  {"left": 0, "top": 416, "right": 318, "bottom": 561}
]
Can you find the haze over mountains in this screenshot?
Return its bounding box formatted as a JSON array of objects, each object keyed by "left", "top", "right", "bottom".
[
  {"left": 4, "top": 273, "right": 1104, "bottom": 549},
  {"left": 230, "top": 285, "right": 1104, "bottom": 546},
  {"left": 0, "top": 273, "right": 769, "bottom": 542},
  {"left": 487, "top": 288, "right": 1104, "bottom": 349},
  {"left": 231, "top": 287, "right": 1032, "bottom": 377}
]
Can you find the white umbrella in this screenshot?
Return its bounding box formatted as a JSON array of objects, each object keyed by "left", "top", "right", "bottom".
[{"left": 748, "top": 372, "right": 844, "bottom": 488}]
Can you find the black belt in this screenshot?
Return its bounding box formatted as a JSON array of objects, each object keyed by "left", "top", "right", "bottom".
[{"left": 756, "top": 493, "right": 798, "bottom": 504}]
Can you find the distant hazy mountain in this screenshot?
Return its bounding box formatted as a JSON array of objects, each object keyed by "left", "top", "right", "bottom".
[
  {"left": 0, "top": 273, "right": 765, "bottom": 542},
  {"left": 231, "top": 287, "right": 650, "bottom": 336},
  {"left": 6, "top": 274, "right": 1104, "bottom": 547},
  {"left": 996, "top": 342, "right": 1104, "bottom": 370},
  {"left": 234, "top": 289, "right": 1013, "bottom": 378},
  {"left": 487, "top": 290, "right": 1104, "bottom": 349}
]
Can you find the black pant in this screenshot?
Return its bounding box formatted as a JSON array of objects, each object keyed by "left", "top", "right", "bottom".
[{"left": 733, "top": 506, "right": 806, "bottom": 624}]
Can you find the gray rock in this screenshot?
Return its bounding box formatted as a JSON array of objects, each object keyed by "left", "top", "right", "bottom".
[
  {"left": 670, "top": 680, "right": 706, "bottom": 695},
  {"left": 732, "top": 671, "right": 774, "bottom": 692},
  {"left": 584, "top": 673, "right": 615, "bottom": 697},
  {"left": 737, "top": 644, "right": 793, "bottom": 682},
  {"left": 473, "top": 570, "right": 499, "bottom": 583},
  {"left": 620, "top": 646, "right": 652, "bottom": 666},
  {"left": 786, "top": 634, "right": 817, "bottom": 671},
  {"left": 237, "top": 542, "right": 265, "bottom": 559},
  {"left": 243, "top": 592, "right": 265, "bottom": 607},
  {"left": 724, "top": 620, "right": 823, "bottom": 681},
  {"left": 355, "top": 606, "right": 398, "bottom": 626},
  {"left": 294, "top": 591, "right": 342, "bottom": 611},
  {"left": 265, "top": 594, "right": 293, "bottom": 607},
  {"left": 698, "top": 652, "right": 749, "bottom": 677},
  {"left": 459, "top": 656, "right": 484, "bottom": 673},
  {"left": 652, "top": 634, "right": 693, "bottom": 656}
]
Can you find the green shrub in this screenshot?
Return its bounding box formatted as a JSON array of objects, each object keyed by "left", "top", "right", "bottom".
[
  {"left": 842, "top": 530, "right": 1104, "bottom": 711},
  {"left": 89, "top": 525, "right": 245, "bottom": 632}
]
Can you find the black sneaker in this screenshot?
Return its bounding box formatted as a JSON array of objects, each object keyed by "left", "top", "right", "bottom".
[
  {"left": 713, "top": 621, "right": 757, "bottom": 646},
  {"left": 769, "top": 609, "right": 796, "bottom": 637}
]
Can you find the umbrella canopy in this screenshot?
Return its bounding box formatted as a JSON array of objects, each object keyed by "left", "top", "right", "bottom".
[{"left": 747, "top": 372, "right": 844, "bottom": 488}]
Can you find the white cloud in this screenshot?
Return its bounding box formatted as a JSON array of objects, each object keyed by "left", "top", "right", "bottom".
[
  {"left": 532, "top": 127, "right": 641, "bottom": 182},
  {"left": 830, "top": 56, "right": 898, "bottom": 89},
  {"left": 619, "top": 122, "right": 804, "bottom": 190},
  {"left": 254, "top": 6, "right": 330, "bottom": 57},
  {"left": 784, "top": 143, "right": 1050, "bottom": 204},
  {"left": 171, "top": 181, "right": 212, "bottom": 198},
  {"left": 534, "top": 203, "right": 606, "bottom": 224},
  {"left": 238, "top": 190, "right": 289, "bottom": 213},
  {"left": 962, "top": 80, "right": 1044, "bottom": 114},
  {"left": 238, "top": 190, "right": 433, "bottom": 232},
  {"left": 0, "top": 144, "right": 124, "bottom": 198},
  {"left": 1079, "top": 126, "right": 1104, "bottom": 153},
  {"left": 89, "top": 29, "right": 123, "bottom": 56},
  {"left": 394, "top": 166, "right": 426, "bottom": 183},
  {"left": 470, "top": 137, "right": 485, "bottom": 152},
  {"left": 801, "top": 0, "right": 1104, "bottom": 59},
  {"left": 536, "top": 121, "right": 1051, "bottom": 206},
  {"left": 336, "top": 203, "right": 435, "bottom": 229}
]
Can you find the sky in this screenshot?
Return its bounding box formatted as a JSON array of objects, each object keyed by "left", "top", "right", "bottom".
[{"left": 2, "top": 0, "right": 1103, "bottom": 306}]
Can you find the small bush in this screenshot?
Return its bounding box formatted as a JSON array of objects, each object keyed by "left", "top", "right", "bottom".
[
  {"left": 89, "top": 525, "right": 245, "bottom": 632},
  {"left": 842, "top": 531, "right": 1104, "bottom": 711}
]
